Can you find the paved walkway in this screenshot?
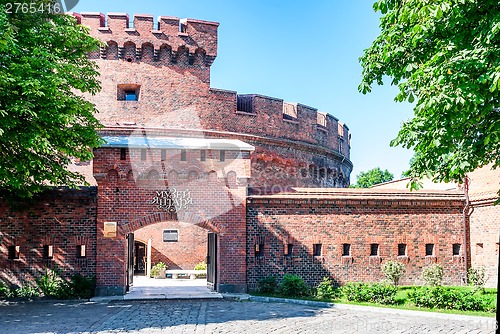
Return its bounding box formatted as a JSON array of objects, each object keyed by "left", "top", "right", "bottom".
[
  {"left": 0, "top": 298, "right": 496, "bottom": 333},
  {"left": 120, "top": 276, "right": 222, "bottom": 300}
]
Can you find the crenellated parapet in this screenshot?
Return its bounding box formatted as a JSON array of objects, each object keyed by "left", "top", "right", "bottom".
[
  {"left": 208, "top": 90, "right": 351, "bottom": 159},
  {"left": 73, "top": 12, "right": 218, "bottom": 66}
]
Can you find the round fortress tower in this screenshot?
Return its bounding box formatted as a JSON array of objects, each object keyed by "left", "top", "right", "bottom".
[{"left": 75, "top": 12, "right": 353, "bottom": 189}]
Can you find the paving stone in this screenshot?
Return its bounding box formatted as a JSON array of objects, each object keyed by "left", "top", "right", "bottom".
[{"left": 0, "top": 299, "right": 496, "bottom": 334}]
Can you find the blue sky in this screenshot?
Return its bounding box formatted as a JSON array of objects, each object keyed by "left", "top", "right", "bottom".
[{"left": 72, "top": 0, "right": 414, "bottom": 182}]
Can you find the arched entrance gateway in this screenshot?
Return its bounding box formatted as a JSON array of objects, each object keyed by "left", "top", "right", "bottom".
[{"left": 93, "top": 131, "right": 254, "bottom": 295}]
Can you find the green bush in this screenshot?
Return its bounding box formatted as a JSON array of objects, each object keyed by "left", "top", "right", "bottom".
[
  {"left": 408, "top": 286, "right": 494, "bottom": 312},
  {"left": 381, "top": 260, "right": 406, "bottom": 286},
  {"left": 0, "top": 281, "right": 9, "bottom": 298},
  {"left": 37, "top": 268, "right": 71, "bottom": 298},
  {"left": 15, "top": 285, "right": 40, "bottom": 299},
  {"left": 257, "top": 276, "right": 278, "bottom": 294},
  {"left": 69, "top": 274, "right": 96, "bottom": 299},
  {"left": 194, "top": 261, "right": 207, "bottom": 271},
  {"left": 37, "top": 268, "right": 95, "bottom": 299},
  {"left": 315, "top": 277, "right": 340, "bottom": 300},
  {"left": 277, "top": 274, "right": 310, "bottom": 297},
  {"left": 421, "top": 264, "right": 443, "bottom": 286},
  {"left": 468, "top": 267, "right": 488, "bottom": 290},
  {"left": 150, "top": 262, "right": 167, "bottom": 278},
  {"left": 343, "top": 282, "right": 397, "bottom": 305},
  {"left": 343, "top": 283, "right": 371, "bottom": 302}
]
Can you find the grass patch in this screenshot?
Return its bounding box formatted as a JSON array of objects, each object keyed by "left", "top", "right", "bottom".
[{"left": 251, "top": 285, "right": 496, "bottom": 318}]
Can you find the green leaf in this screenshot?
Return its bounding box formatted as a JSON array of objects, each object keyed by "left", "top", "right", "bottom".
[
  {"left": 359, "top": 0, "right": 500, "bottom": 188},
  {"left": 0, "top": 2, "right": 103, "bottom": 198}
]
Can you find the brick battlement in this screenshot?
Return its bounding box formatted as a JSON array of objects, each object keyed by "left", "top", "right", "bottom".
[
  {"left": 209, "top": 90, "right": 351, "bottom": 158},
  {"left": 73, "top": 12, "right": 218, "bottom": 66}
]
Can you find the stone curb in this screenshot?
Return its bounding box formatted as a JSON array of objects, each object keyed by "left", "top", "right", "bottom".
[{"left": 223, "top": 294, "right": 496, "bottom": 322}]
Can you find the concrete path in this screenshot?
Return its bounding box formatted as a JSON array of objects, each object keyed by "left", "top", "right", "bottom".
[
  {"left": 0, "top": 298, "right": 496, "bottom": 333},
  {"left": 123, "top": 276, "right": 222, "bottom": 300}
]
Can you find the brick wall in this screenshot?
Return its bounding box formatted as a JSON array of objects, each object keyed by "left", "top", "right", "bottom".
[
  {"left": 0, "top": 188, "right": 97, "bottom": 288},
  {"left": 468, "top": 164, "right": 500, "bottom": 288},
  {"left": 246, "top": 189, "right": 466, "bottom": 289},
  {"left": 469, "top": 205, "right": 500, "bottom": 288}
]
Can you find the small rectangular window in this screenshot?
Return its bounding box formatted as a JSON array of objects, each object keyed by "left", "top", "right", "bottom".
[
  {"left": 141, "top": 149, "right": 146, "bottom": 161},
  {"left": 125, "top": 90, "right": 138, "bottom": 101},
  {"left": 161, "top": 149, "right": 166, "bottom": 161},
  {"left": 118, "top": 84, "right": 140, "bottom": 101},
  {"left": 284, "top": 243, "right": 293, "bottom": 256},
  {"left": 163, "top": 229, "right": 179, "bottom": 242},
  {"left": 8, "top": 245, "right": 20, "bottom": 260},
  {"left": 452, "top": 243, "right": 461, "bottom": 256},
  {"left": 370, "top": 243, "right": 379, "bottom": 256},
  {"left": 77, "top": 245, "right": 86, "bottom": 258},
  {"left": 43, "top": 245, "right": 53, "bottom": 259},
  {"left": 220, "top": 150, "right": 225, "bottom": 162},
  {"left": 180, "top": 150, "right": 186, "bottom": 161},
  {"left": 398, "top": 243, "right": 407, "bottom": 256},
  {"left": 200, "top": 150, "right": 206, "bottom": 162},
  {"left": 313, "top": 243, "right": 322, "bottom": 256},
  {"left": 425, "top": 243, "right": 434, "bottom": 256},
  {"left": 120, "top": 148, "right": 126, "bottom": 160},
  {"left": 255, "top": 243, "right": 264, "bottom": 257},
  {"left": 342, "top": 243, "right": 351, "bottom": 256}
]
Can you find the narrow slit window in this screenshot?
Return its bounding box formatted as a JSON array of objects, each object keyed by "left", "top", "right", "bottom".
[
  {"left": 452, "top": 243, "right": 461, "bottom": 256},
  {"left": 120, "top": 148, "right": 126, "bottom": 160},
  {"left": 180, "top": 150, "right": 186, "bottom": 161},
  {"left": 220, "top": 150, "right": 225, "bottom": 162},
  {"left": 342, "top": 243, "right": 351, "bottom": 256},
  {"left": 161, "top": 149, "right": 166, "bottom": 161},
  {"left": 200, "top": 150, "right": 206, "bottom": 162},
  {"left": 313, "top": 243, "right": 322, "bottom": 256},
  {"left": 255, "top": 243, "right": 264, "bottom": 257},
  {"left": 141, "top": 149, "right": 146, "bottom": 161},
  {"left": 284, "top": 243, "right": 293, "bottom": 256},
  {"left": 77, "top": 245, "right": 86, "bottom": 258},
  {"left": 43, "top": 245, "right": 53, "bottom": 259},
  {"left": 425, "top": 243, "right": 434, "bottom": 256},
  {"left": 398, "top": 243, "right": 407, "bottom": 256},
  {"left": 8, "top": 245, "right": 20, "bottom": 260},
  {"left": 370, "top": 243, "right": 379, "bottom": 256}
]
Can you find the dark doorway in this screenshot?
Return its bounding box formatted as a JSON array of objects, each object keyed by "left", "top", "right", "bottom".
[
  {"left": 126, "top": 233, "right": 134, "bottom": 292},
  {"left": 134, "top": 241, "right": 147, "bottom": 275},
  {"left": 207, "top": 232, "right": 217, "bottom": 290}
]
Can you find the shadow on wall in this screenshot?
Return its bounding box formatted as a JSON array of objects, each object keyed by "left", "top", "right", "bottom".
[
  {"left": 0, "top": 188, "right": 98, "bottom": 288},
  {"left": 150, "top": 246, "right": 181, "bottom": 270},
  {"left": 246, "top": 223, "right": 342, "bottom": 291},
  {"left": 246, "top": 193, "right": 466, "bottom": 290}
]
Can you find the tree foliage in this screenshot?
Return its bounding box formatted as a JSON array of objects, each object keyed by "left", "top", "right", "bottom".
[
  {"left": 0, "top": 0, "right": 103, "bottom": 198},
  {"left": 359, "top": 0, "right": 500, "bottom": 190},
  {"left": 352, "top": 167, "right": 394, "bottom": 188}
]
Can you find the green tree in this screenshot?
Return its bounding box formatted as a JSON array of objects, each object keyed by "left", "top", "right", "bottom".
[
  {"left": 0, "top": 0, "right": 103, "bottom": 198},
  {"left": 352, "top": 167, "right": 394, "bottom": 188},
  {"left": 359, "top": 0, "right": 500, "bottom": 191}
]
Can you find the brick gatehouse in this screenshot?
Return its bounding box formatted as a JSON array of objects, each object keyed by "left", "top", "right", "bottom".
[{"left": 0, "top": 13, "right": 498, "bottom": 294}]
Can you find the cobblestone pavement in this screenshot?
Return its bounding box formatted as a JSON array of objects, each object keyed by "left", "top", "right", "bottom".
[{"left": 0, "top": 299, "right": 496, "bottom": 334}]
